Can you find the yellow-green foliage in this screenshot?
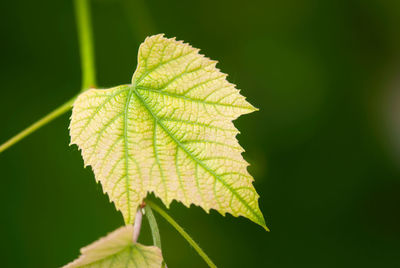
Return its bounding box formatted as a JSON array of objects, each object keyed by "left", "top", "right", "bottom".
[
  {"left": 70, "top": 34, "right": 266, "bottom": 229},
  {"left": 64, "top": 226, "right": 163, "bottom": 268}
]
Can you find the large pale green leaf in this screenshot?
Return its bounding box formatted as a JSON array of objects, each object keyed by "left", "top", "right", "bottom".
[
  {"left": 70, "top": 34, "right": 267, "bottom": 229},
  {"left": 63, "top": 226, "right": 163, "bottom": 268}
]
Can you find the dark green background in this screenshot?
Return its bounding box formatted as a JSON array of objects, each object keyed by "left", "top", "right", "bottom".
[{"left": 1, "top": 0, "right": 400, "bottom": 267}]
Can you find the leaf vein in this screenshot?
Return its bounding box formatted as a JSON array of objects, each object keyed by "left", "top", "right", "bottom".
[{"left": 132, "top": 87, "right": 264, "bottom": 223}]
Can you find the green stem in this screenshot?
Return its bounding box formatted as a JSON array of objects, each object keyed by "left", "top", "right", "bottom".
[
  {"left": 0, "top": 0, "right": 96, "bottom": 154},
  {"left": 74, "top": 0, "right": 96, "bottom": 90},
  {"left": 146, "top": 200, "right": 217, "bottom": 268},
  {"left": 0, "top": 97, "right": 76, "bottom": 153},
  {"left": 144, "top": 205, "right": 162, "bottom": 248}
]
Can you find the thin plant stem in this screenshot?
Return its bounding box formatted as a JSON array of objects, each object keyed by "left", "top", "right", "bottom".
[
  {"left": 74, "top": 0, "right": 96, "bottom": 90},
  {"left": 146, "top": 200, "right": 217, "bottom": 268},
  {"left": 0, "top": 97, "right": 76, "bottom": 154},
  {"left": 133, "top": 209, "right": 143, "bottom": 243},
  {"left": 144, "top": 205, "right": 162, "bottom": 248},
  {"left": 0, "top": 0, "right": 96, "bottom": 154}
]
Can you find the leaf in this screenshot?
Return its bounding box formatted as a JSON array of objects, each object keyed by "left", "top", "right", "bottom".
[
  {"left": 70, "top": 34, "right": 267, "bottom": 230},
  {"left": 63, "top": 226, "right": 163, "bottom": 268}
]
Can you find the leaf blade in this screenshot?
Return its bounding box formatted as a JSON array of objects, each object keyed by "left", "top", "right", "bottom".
[
  {"left": 70, "top": 34, "right": 267, "bottom": 229},
  {"left": 63, "top": 226, "right": 163, "bottom": 268}
]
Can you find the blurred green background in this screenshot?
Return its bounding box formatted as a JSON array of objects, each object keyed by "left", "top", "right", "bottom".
[{"left": 1, "top": 0, "right": 400, "bottom": 267}]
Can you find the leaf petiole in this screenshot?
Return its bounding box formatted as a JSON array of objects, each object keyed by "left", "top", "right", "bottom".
[
  {"left": 0, "top": 96, "right": 76, "bottom": 154},
  {"left": 133, "top": 208, "right": 143, "bottom": 243},
  {"left": 146, "top": 200, "right": 217, "bottom": 268},
  {"left": 144, "top": 204, "right": 162, "bottom": 249}
]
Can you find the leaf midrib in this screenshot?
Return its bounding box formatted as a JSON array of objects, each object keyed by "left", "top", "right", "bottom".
[
  {"left": 136, "top": 85, "right": 255, "bottom": 111},
  {"left": 129, "top": 85, "right": 264, "bottom": 225},
  {"left": 123, "top": 86, "right": 134, "bottom": 223}
]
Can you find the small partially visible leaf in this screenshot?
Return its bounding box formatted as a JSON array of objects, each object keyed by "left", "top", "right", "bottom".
[
  {"left": 63, "top": 226, "right": 163, "bottom": 268},
  {"left": 70, "top": 34, "right": 267, "bottom": 230}
]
